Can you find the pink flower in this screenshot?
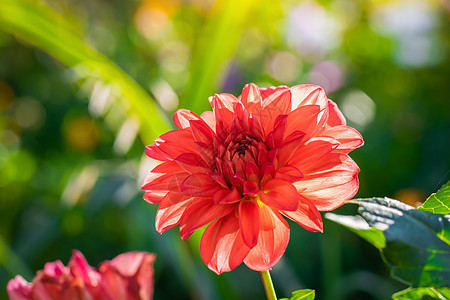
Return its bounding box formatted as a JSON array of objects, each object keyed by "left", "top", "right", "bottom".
[
  {"left": 7, "top": 250, "right": 156, "bottom": 300},
  {"left": 142, "top": 84, "right": 363, "bottom": 274}
]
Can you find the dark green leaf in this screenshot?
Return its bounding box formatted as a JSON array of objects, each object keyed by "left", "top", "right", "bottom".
[
  {"left": 280, "top": 289, "right": 315, "bottom": 300},
  {"left": 328, "top": 197, "right": 450, "bottom": 287},
  {"left": 392, "top": 287, "right": 450, "bottom": 299},
  {"left": 419, "top": 181, "right": 450, "bottom": 215}
]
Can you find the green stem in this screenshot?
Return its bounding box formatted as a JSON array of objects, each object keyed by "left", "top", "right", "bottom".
[{"left": 260, "top": 270, "right": 277, "bottom": 300}]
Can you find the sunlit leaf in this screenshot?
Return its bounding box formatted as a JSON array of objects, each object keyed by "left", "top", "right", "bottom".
[
  {"left": 419, "top": 180, "right": 450, "bottom": 215},
  {"left": 329, "top": 197, "right": 450, "bottom": 288},
  {"left": 392, "top": 287, "right": 450, "bottom": 300},
  {"left": 0, "top": 0, "right": 171, "bottom": 144},
  {"left": 325, "top": 213, "right": 386, "bottom": 249},
  {"left": 280, "top": 289, "right": 315, "bottom": 300}
]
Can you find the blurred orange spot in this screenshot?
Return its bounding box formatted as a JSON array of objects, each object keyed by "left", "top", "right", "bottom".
[
  {"left": 134, "top": 0, "right": 180, "bottom": 40},
  {"left": 394, "top": 188, "right": 426, "bottom": 208},
  {"left": 64, "top": 116, "right": 99, "bottom": 152},
  {"left": 0, "top": 81, "right": 15, "bottom": 112}
]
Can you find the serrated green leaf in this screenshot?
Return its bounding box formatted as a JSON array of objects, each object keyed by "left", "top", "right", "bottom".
[
  {"left": 419, "top": 181, "right": 450, "bottom": 215},
  {"left": 331, "top": 197, "right": 450, "bottom": 288},
  {"left": 392, "top": 287, "right": 450, "bottom": 300},
  {"left": 326, "top": 213, "right": 386, "bottom": 249},
  {"left": 279, "top": 289, "right": 315, "bottom": 300}
]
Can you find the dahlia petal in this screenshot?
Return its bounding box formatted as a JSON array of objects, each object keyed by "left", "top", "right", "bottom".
[
  {"left": 326, "top": 99, "right": 346, "bottom": 126},
  {"left": 261, "top": 89, "right": 291, "bottom": 134},
  {"left": 271, "top": 115, "right": 288, "bottom": 147},
  {"left": 143, "top": 190, "right": 166, "bottom": 204},
  {"left": 7, "top": 276, "right": 32, "bottom": 300},
  {"left": 155, "top": 129, "right": 197, "bottom": 159},
  {"left": 289, "top": 137, "right": 340, "bottom": 169},
  {"left": 200, "top": 213, "right": 251, "bottom": 274},
  {"left": 69, "top": 250, "right": 101, "bottom": 287},
  {"left": 141, "top": 172, "right": 189, "bottom": 192},
  {"left": 200, "top": 111, "right": 216, "bottom": 130},
  {"left": 300, "top": 174, "right": 359, "bottom": 211},
  {"left": 173, "top": 109, "right": 202, "bottom": 129},
  {"left": 181, "top": 173, "right": 220, "bottom": 197},
  {"left": 285, "top": 105, "right": 322, "bottom": 139},
  {"left": 211, "top": 93, "right": 237, "bottom": 126},
  {"left": 189, "top": 119, "right": 214, "bottom": 144},
  {"left": 243, "top": 206, "right": 289, "bottom": 271},
  {"left": 155, "top": 193, "right": 192, "bottom": 233},
  {"left": 97, "top": 264, "right": 128, "bottom": 300},
  {"left": 260, "top": 179, "right": 299, "bottom": 211},
  {"left": 239, "top": 199, "right": 260, "bottom": 248},
  {"left": 321, "top": 125, "right": 364, "bottom": 153},
  {"left": 245, "top": 160, "right": 260, "bottom": 182},
  {"left": 276, "top": 131, "right": 306, "bottom": 167},
  {"left": 275, "top": 165, "right": 304, "bottom": 182},
  {"left": 281, "top": 195, "right": 323, "bottom": 232},
  {"left": 259, "top": 85, "right": 289, "bottom": 101},
  {"left": 195, "top": 142, "right": 216, "bottom": 168},
  {"left": 179, "top": 198, "right": 235, "bottom": 240},
  {"left": 240, "top": 83, "right": 262, "bottom": 116},
  {"left": 290, "top": 84, "right": 327, "bottom": 110},
  {"left": 145, "top": 144, "right": 168, "bottom": 161},
  {"left": 213, "top": 187, "right": 242, "bottom": 205},
  {"left": 175, "top": 153, "right": 209, "bottom": 174},
  {"left": 141, "top": 161, "right": 186, "bottom": 190},
  {"left": 243, "top": 180, "right": 259, "bottom": 196}
]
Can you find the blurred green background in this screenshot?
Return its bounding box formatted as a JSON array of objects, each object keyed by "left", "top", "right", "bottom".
[{"left": 0, "top": 0, "right": 449, "bottom": 299}]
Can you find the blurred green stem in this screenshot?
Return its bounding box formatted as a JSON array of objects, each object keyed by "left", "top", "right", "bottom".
[{"left": 260, "top": 270, "right": 277, "bottom": 300}]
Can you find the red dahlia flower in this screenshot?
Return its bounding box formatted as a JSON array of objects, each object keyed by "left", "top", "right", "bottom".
[
  {"left": 142, "top": 84, "right": 363, "bottom": 274},
  {"left": 7, "top": 250, "right": 155, "bottom": 300}
]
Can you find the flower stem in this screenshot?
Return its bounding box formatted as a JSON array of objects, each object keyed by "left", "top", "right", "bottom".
[{"left": 260, "top": 270, "right": 277, "bottom": 300}]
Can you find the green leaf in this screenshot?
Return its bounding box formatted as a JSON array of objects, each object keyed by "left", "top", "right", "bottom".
[
  {"left": 326, "top": 213, "right": 386, "bottom": 249},
  {"left": 0, "top": 0, "right": 171, "bottom": 144},
  {"left": 279, "top": 289, "right": 315, "bottom": 300},
  {"left": 328, "top": 197, "right": 450, "bottom": 287},
  {"left": 392, "top": 287, "right": 450, "bottom": 300},
  {"left": 419, "top": 181, "right": 450, "bottom": 215}
]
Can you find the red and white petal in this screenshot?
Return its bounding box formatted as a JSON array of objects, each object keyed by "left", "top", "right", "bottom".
[
  {"left": 243, "top": 206, "right": 290, "bottom": 271},
  {"left": 155, "top": 193, "right": 192, "bottom": 233},
  {"left": 173, "top": 109, "right": 202, "bottom": 129},
  {"left": 290, "top": 84, "right": 327, "bottom": 110},
  {"left": 281, "top": 195, "right": 323, "bottom": 232},
  {"left": 260, "top": 179, "right": 299, "bottom": 211},
  {"left": 200, "top": 213, "right": 251, "bottom": 274},
  {"left": 154, "top": 129, "right": 197, "bottom": 159},
  {"left": 321, "top": 125, "right": 364, "bottom": 153},
  {"left": 179, "top": 198, "right": 235, "bottom": 240},
  {"left": 240, "top": 83, "right": 262, "bottom": 117}
]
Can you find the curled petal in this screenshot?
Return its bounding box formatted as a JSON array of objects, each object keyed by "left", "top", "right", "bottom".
[
  {"left": 260, "top": 179, "right": 299, "bottom": 211},
  {"left": 173, "top": 109, "right": 202, "bottom": 129},
  {"left": 239, "top": 199, "right": 260, "bottom": 248},
  {"left": 200, "top": 213, "right": 251, "bottom": 274},
  {"left": 211, "top": 93, "right": 237, "bottom": 126},
  {"left": 7, "top": 276, "right": 32, "bottom": 300},
  {"left": 281, "top": 195, "right": 323, "bottom": 232},
  {"left": 275, "top": 165, "right": 304, "bottom": 182},
  {"left": 321, "top": 125, "right": 364, "bottom": 153},
  {"left": 326, "top": 99, "right": 346, "bottom": 126},
  {"left": 290, "top": 84, "right": 327, "bottom": 110},
  {"left": 179, "top": 198, "right": 235, "bottom": 240},
  {"left": 240, "top": 83, "right": 262, "bottom": 116},
  {"left": 200, "top": 111, "right": 216, "bottom": 130},
  {"left": 244, "top": 206, "right": 290, "bottom": 271}
]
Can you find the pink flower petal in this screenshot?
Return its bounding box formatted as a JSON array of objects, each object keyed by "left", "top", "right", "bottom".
[
  {"left": 321, "top": 125, "right": 364, "bottom": 153},
  {"left": 155, "top": 193, "right": 192, "bottom": 233},
  {"left": 290, "top": 84, "right": 327, "bottom": 110},
  {"left": 260, "top": 179, "right": 299, "bottom": 211},
  {"left": 240, "top": 83, "right": 263, "bottom": 116},
  {"left": 288, "top": 137, "right": 340, "bottom": 170},
  {"left": 200, "top": 213, "right": 251, "bottom": 274},
  {"left": 243, "top": 206, "right": 290, "bottom": 271},
  {"left": 69, "top": 250, "right": 101, "bottom": 287},
  {"left": 7, "top": 276, "right": 32, "bottom": 300},
  {"left": 239, "top": 199, "right": 260, "bottom": 248},
  {"left": 326, "top": 99, "right": 346, "bottom": 126}
]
